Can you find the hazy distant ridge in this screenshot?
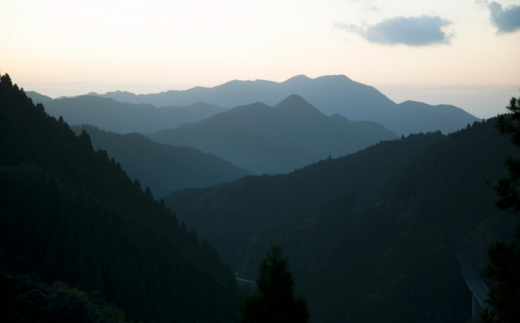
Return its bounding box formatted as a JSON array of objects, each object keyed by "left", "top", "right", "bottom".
[
  {"left": 149, "top": 95, "right": 397, "bottom": 174},
  {"left": 26, "top": 94, "right": 226, "bottom": 134},
  {"left": 98, "top": 74, "right": 479, "bottom": 135},
  {"left": 71, "top": 124, "right": 250, "bottom": 197}
]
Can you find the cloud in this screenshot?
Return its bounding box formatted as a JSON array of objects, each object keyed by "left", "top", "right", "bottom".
[
  {"left": 487, "top": 2, "right": 520, "bottom": 33},
  {"left": 335, "top": 15, "right": 453, "bottom": 46}
]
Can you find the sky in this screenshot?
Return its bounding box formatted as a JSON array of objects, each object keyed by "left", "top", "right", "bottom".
[{"left": 1, "top": 0, "right": 519, "bottom": 118}]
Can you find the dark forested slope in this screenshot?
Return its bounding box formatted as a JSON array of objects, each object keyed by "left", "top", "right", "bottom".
[
  {"left": 165, "top": 117, "right": 519, "bottom": 322},
  {"left": 70, "top": 125, "right": 249, "bottom": 198},
  {"left": 237, "top": 119, "right": 520, "bottom": 323},
  {"left": 0, "top": 74, "right": 238, "bottom": 323},
  {"left": 151, "top": 95, "right": 397, "bottom": 174},
  {"left": 164, "top": 131, "right": 444, "bottom": 268}
]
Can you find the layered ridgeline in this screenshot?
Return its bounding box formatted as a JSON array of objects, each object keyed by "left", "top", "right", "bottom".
[
  {"left": 150, "top": 95, "right": 397, "bottom": 174},
  {"left": 164, "top": 119, "right": 520, "bottom": 322},
  {"left": 70, "top": 124, "right": 249, "bottom": 198},
  {"left": 95, "top": 75, "right": 478, "bottom": 135},
  {"left": 164, "top": 131, "right": 445, "bottom": 268},
  {"left": 0, "top": 75, "right": 238, "bottom": 323},
  {"left": 26, "top": 92, "right": 225, "bottom": 134}
]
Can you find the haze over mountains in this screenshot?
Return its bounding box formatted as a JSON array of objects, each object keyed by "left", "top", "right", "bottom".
[
  {"left": 7, "top": 72, "right": 513, "bottom": 323},
  {"left": 165, "top": 132, "right": 446, "bottom": 269},
  {"left": 30, "top": 94, "right": 226, "bottom": 134},
  {"left": 149, "top": 95, "right": 397, "bottom": 174},
  {"left": 70, "top": 125, "right": 250, "bottom": 198},
  {"left": 92, "top": 74, "right": 479, "bottom": 135}
]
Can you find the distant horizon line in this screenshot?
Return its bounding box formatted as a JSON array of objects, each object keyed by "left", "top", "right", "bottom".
[
  {"left": 15, "top": 72, "right": 517, "bottom": 99},
  {"left": 8, "top": 72, "right": 518, "bottom": 119}
]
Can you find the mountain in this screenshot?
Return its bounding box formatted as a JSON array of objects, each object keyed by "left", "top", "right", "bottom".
[
  {"left": 149, "top": 95, "right": 398, "bottom": 174},
  {"left": 27, "top": 93, "right": 226, "bottom": 134},
  {"left": 163, "top": 118, "right": 519, "bottom": 322},
  {"left": 26, "top": 90, "right": 53, "bottom": 104},
  {"left": 163, "top": 131, "right": 444, "bottom": 268},
  {"left": 98, "top": 75, "right": 478, "bottom": 135},
  {"left": 0, "top": 74, "right": 238, "bottom": 323},
  {"left": 393, "top": 100, "right": 480, "bottom": 136},
  {"left": 71, "top": 124, "right": 250, "bottom": 198}
]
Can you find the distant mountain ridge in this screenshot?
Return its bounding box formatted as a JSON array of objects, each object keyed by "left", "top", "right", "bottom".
[
  {"left": 25, "top": 90, "right": 53, "bottom": 104},
  {"left": 149, "top": 95, "right": 398, "bottom": 174},
  {"left": 94, "top": 74, "right": 478, "bottom": 135},
  {"left": 71, "top": 125, "right": 250, "bottom": 198},
  {"left": 25, "top": 93, "right": 226, "bottom": 134}
]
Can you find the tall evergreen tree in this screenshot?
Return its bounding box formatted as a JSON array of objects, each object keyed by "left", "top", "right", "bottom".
[
  {"left": 481, "top": 94, "right": 520, "bottom": 323},
  {"left": 240, "top": 244, "right": 309, "bottom": 323}
]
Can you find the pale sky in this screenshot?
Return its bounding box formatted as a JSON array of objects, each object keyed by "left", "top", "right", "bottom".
[{"left": 1, "top": 0, "right": 519, "bottom": 118}]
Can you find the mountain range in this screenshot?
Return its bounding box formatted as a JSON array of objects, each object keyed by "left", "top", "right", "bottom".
[
  {"left": 93, "top": 75, "right": 479, "bottom": 135},
  {"left": 163, "top": 117, "right": 519, "bottom": 322},
  {"left": 7, "top": 73, "right": 517, "bottom": 322},
  {"left": 26, "top": 93, "right": 226, "bottom": 134},
  {"left": 71, "top": 124, "right": 249, "bottom": 198},
  {"left": 164, "top": 131, "right": 445, "bottom": 269},
  {"left": 149, "top": 95, "right": 398, "bottom": 174}
]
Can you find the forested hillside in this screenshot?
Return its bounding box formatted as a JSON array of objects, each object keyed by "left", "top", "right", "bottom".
[
  {"left": 71, "top": 125, "right": 249, "bottom": 198},
  {"left": 0, "top": 74, "right": 238, "bottom": 323},
  {"left": 164, "top": 131, "right": 444, "bottom": 267},
  {"left": 165, "top": 118, "right": 519, "bottom": 322}
]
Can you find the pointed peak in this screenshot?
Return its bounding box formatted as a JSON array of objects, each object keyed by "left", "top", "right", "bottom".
[
  {"left": 276, "top": 94, "right": 309, "bottom": 105},
  {"left": 274, "top": 95, "right": 322, "bottom": 115}
]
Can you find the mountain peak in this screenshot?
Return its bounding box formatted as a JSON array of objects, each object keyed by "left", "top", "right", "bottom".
[
  {"left": 314, "top": 74, "right": 352, "bottom": 82},
  {"left": 274, "top": 95, "right": 322, "bottom": 116},
  {"left": 283, "top": 75, "right": 311, "bottom": 83}
]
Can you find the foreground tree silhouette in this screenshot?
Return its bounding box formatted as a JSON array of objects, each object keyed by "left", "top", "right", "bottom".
[
  {"left": 481, "top": 94, "right": 520, "bottom": 323},
  {"left": 240, "top": 244, "right": 309, "bottom": 323}
]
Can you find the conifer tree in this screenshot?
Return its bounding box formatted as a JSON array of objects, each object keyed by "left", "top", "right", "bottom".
[
  {"left": 240, "top": 244, "right": 309, "bottom": 323},
  {"left": 481, "top": 94, "right": 520, "bottom": 322}
]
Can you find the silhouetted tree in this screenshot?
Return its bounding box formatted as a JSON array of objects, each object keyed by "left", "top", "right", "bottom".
[
  {"left": 482, "top": 93, "right": 520, "bottom": 323},
  {"left": 240, "top": 244, "right": 309, "bottom": 323}
]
